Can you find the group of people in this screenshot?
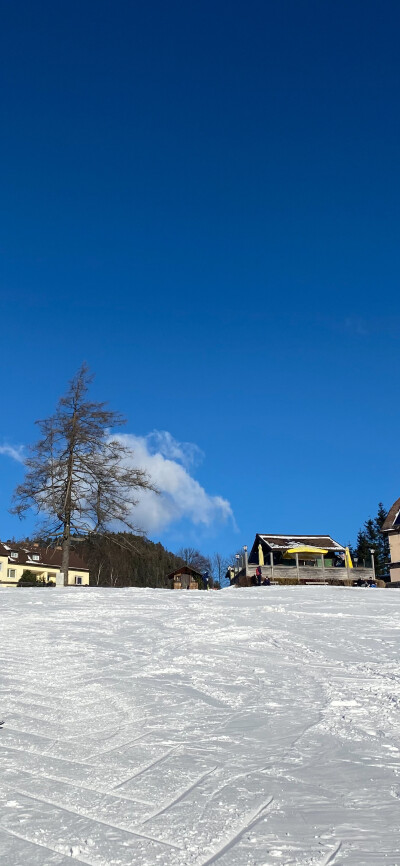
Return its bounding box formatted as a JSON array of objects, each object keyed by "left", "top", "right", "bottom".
[
  {"left": 255, "top": 566, "right": 270, "bottom": 586},
  {"left": 355, "top": 577, "right": 377, "bottom": 587}
]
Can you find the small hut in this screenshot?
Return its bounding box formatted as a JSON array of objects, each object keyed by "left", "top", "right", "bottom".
[{"left": 166, "top": 566, "right": 200, "bottom": 590}]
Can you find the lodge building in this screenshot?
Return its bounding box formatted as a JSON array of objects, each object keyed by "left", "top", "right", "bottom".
[
  {"left": 233, "top": 533, "right": 375, "bottom": 585},
  {"left": 381, "top": 498, "right": 400, "bottom": 583}
]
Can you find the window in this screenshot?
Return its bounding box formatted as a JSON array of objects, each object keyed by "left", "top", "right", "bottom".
[
  {"left": 32, "top": 555, "right": 39, "bottom": 561},
  {"left": 7, "top": 569, "right": 16, "bottom": 579},
  {"left": 10, "top": 552, "right": 18, "bottom": 559},
  {"left": 75, "top": 576, "right": 82, "bottom": 585}
]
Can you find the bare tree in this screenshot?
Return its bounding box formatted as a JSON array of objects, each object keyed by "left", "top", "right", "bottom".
[
  {"left": 11, "top": 364, "right": 156, "bottom": 585},
  {"left": 211, "top": 552, "right": 230, "bottom": 587},
  {"left": 176, "top": 547, "right": 212, "bottom": 575}
]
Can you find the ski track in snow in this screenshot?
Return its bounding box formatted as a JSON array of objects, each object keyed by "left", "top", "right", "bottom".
[{"left": 0, "top": 587, "right": 400, "bottom": 865}]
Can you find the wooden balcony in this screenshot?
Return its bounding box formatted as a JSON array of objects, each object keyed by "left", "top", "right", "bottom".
[{"left": 237, "top": 563, "right": 375, "bottom": 585}]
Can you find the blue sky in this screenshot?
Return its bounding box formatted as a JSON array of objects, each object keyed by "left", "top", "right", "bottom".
[{"left": 1, "top": 0, "right": 399, "bottom": 558}]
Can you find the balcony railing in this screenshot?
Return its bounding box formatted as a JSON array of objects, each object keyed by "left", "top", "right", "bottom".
[{"left": 240, "top": 563, "right": 375, "bottom": 583}]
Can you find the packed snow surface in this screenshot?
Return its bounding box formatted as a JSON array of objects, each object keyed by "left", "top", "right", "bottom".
[{"left": 1, "top": 586, "right": 400, "bottom": 866}]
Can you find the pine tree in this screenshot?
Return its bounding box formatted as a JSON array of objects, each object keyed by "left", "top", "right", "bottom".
[
  {"left": 374, "top": 502, "right": 390, "bottom": 577},
  {"left": 354, "top": 503, "right": 389, "bottom": 578},
  {"left": 355, "top": 530, "right": 370, "bottom": 567}
]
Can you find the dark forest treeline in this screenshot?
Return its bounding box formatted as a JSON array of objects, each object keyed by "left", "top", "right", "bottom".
[{"left": 79, "top": 533, "right": 186, "bottom": 587}]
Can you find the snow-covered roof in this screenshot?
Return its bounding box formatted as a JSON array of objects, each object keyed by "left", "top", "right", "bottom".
[
  {"left": 0, "top": 541, "right": 89, "bottom": 571},
  {"left": 253, "top": 534, "right": 345, "bottom": 552}
]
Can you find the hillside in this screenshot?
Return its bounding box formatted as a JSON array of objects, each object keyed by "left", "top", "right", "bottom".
[{"left": 78, "top": 532, "right": 185, "bottom": 588}]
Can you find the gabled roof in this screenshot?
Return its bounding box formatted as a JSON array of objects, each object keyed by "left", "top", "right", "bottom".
[
  {"left": 381, "top": 498, "right": 400, "bottom": 532},
  {"left": 0, "top": 542, "right": 89, "bottom": 571},
  {"left": 166, "top": 565, "right": 202, "bottom": 579},
  {"left": 252, "top": 533, "right": 345, "bottom": 552}
]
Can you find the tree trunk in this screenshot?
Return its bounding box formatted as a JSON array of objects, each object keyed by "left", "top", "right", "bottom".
[
  {"left": 96, "top": 561, "right": 103, "bottom": 586},
  {"left": 61, "top": 471, "right": 72, "bottom": 586},
  {"left": 62, "top": 435, "right": 75, "bottom": 586},
  {"left": 61, "top": 520, "right": 71, "bottom": 586}
]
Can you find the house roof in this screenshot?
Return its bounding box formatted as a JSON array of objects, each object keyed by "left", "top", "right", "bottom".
[
  {"left": 252, "top": 533, "right": 345, "bottom": 552},
  {"left": 0, "top": 542, "right": 89, "bottom": 571},
  {"left": 381, "top": 498, "right": 400, "bottom": 532},
  {"left": 166, "top": 565, "right": 202, "bottom": 579}
]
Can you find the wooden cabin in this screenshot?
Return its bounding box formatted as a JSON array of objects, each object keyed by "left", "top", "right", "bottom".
[{"left": 166, "top": 565, "right": 200, "bottom": 590}]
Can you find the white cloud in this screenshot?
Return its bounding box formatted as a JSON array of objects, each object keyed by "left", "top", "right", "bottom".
[
  {"left": 112, "top": 431, "right": 235, "bottom": 534},
  {"left": 0, "top": 431, "right": 234, "bottom": 536},
  {"left": 0, "top": 444, "right": 25, "bottom": 463},
  {"left": 145, "top": 430, "right": 204, "bottom": 468}
]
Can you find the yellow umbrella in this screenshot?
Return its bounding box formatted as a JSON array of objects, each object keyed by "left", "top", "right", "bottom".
[
  {"left": 344, "top": 547, "right": 353, "bottom": 568},
  {"left": 283, "top": 545, "right": 329, "bottom": 559},
  {"left": 258, "top": 544, "right": 264, "bottom": 566}
]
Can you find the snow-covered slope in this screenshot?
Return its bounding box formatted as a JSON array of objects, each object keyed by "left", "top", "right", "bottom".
[{"left": 0, "top": 586, "right": 399, "bottom": 865}]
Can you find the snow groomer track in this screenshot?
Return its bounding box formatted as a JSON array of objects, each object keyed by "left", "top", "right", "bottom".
[{"left": 0, "top": 586, "right": 400, "bottom": 865}]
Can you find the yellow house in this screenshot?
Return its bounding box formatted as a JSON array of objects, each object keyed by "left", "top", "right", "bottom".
[{"left": 0, "top": 542, "right": 90, "bottom": 587}]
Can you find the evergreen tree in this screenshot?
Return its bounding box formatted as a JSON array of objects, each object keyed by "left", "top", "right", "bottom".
[
  {"left": 354, "top": 503, "right": 390, "bottom": 578},
  {"left": 374, "top": 502, "right": 390, "bottom": 577},
  {"left": 355, "top": 530, "right": 371, "bottom": 567}
]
